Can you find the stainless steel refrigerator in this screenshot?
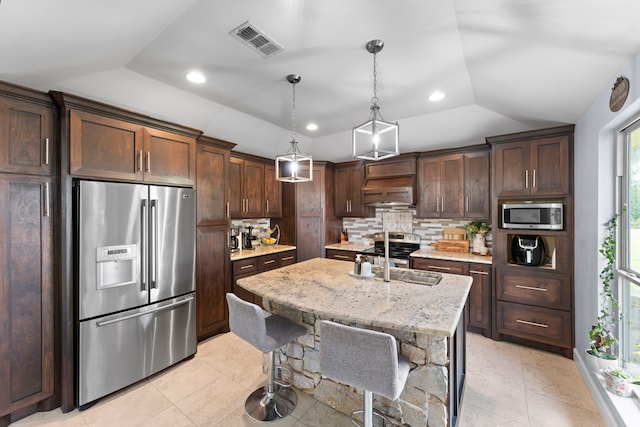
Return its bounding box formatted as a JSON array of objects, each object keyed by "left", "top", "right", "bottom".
[{"left": 75, "top": 180, "right": 196, "bottom": 407}]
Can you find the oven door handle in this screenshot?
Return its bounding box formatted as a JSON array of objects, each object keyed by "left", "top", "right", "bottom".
[{"left": 391, "top": 259, "right": 409, "bottom": 268}]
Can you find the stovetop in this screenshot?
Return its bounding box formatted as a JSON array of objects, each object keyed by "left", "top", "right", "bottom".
[{"left": 359, "top": 232, "right": 421, "bottom": 260}]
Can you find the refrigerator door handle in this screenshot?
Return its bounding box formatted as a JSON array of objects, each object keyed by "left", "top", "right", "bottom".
[
  {"left": 95, "top": 295, "right": 195, "bottom": 327},
  {"left": 141, "top": 199, "right": 148, "bottom": 292},
  {"left": 150, "top": 199, "right": 158, "bottom": 289}
]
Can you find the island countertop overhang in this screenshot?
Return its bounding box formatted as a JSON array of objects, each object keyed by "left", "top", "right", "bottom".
[{"left": 236, "top": 257, "right": 472, "bottom": 337}]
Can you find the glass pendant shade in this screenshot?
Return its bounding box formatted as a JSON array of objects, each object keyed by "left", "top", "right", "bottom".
[
  {"left": 276, "top": 74, "right": 313, "bottom": 182},
  {"left": 352, "top": 39, "right": 399, "bottom": 161}
]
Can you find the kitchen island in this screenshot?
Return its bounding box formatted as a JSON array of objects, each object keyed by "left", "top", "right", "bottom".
[{"left": 236, "top": 257, "right": 472, "bottom": 427}]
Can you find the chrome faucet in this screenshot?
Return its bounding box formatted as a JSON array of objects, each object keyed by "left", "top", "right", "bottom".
[{"left": 383, "top": 230, "right": 390, "bottom": 282}]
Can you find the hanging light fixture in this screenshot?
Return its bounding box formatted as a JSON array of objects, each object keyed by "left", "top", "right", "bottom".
[
  {"left": 276, "top": 74, "right": 313, "bottom": 182},
  {"left": 352, "top": 39, "right": 399, "bottom": 161}
]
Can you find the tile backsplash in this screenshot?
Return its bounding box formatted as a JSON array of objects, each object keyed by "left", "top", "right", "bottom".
[{"left": 343, "top": 207, "right": 492, "bottom": 248}]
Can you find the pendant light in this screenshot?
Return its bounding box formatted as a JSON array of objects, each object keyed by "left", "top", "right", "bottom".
[
  {"left": 276, "top": 74, "right": 313, "bottom": 182},
  {"left": 352, "top": 39, "right": 399, "bottom": 161}
]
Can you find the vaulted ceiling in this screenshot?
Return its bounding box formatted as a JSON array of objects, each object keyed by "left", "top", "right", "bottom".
[{"left": 2, "top": 0, "right": 640, "bottom": 161}]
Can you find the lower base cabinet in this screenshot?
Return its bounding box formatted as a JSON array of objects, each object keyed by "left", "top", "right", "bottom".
[
  {"left": 196, "top": 226, "right": 231, "bottom": 340},
  {"left": 412, "top": 257, "right": 491, "bottom": 337},
  {"left": 325, "top": 248, "right": 357, "bottom": 262},
  {"left": 232, "top": 250, "right": 297, "bottom": 306}
]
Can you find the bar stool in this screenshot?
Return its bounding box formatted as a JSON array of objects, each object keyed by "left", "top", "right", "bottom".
[
  {"left": 226, "top": 293, "right": 307, "bottom": 422},
  {"left": 320, "top": 320, "right": 410, "bottom": 427}
]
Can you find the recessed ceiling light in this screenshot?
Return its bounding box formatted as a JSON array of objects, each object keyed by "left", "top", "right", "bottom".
[
  {"left": 306, "top": 123, "right": 318, "bottom": 131},
  {"left": 428, "top": 91, "right": 445, "bottom": 102},
  {"left": 186, "top": 71, "right": 206, "bottom": 84}
]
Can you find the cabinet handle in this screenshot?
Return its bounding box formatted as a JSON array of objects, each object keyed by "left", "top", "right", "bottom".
[
  {"left": 429, "top": 265, "right": 451, "bottom": 271},
  {"left": 465, "top": 196, "right": 469, "bottom": 212},
  {"left": 532, "top": 168, "right": 536, "bottom": 189},
  {"left": 441, "top": 196, "right": 444, "bottom": 212},
  {"left": 225, "top": 201, "right": 230, "bottom": 219},
  {"left": 264, "top": 259, "right": 276, "bottom": 265},
  {"left": 240, "top": 264, "right": 255, "bottom": 270},
  {"left": 334, "top": 255, "right": 352, "bottom": 260},
  {"left": 266, "top": 199, "right": 269, "bottom": 213},
  {"left": 525, "top": 169, "right": 529, "bottom": 189},
  {"left": 242, "top": 198, "right": 246, "bottom": 213},
  {"left": 515, "top": 284, "right": 547, "bottom": 292},
  {"left": 138, "top": 150, "right": 143, "bottom": 172},
  {"left": 281, "top": 256, "right": 294, "bottom": 261},
  {"left": 516, "top": 319, "right": 548, "bottom": 328},
  {"left": 43, "top": 182, "right": 50, "bottom": 217},
  {"left": 146, "top": 151, "right": 151, "bottom": 173},
  {"left": 44, "top": 138, "right": 50, "bottom": 165},
  {"left": 470, "top": 270, "right": 488, "bottom": 275},
  {"left": 245, "top": 198, "right": 249, "bottom": 213},
  {"left": 436, "top": 196, "right": 439, "bottom": 212}
]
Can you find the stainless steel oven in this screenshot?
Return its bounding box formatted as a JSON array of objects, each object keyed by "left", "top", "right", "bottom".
[{"left": 357, "top": 232, "right": 421, "bottom": 269}]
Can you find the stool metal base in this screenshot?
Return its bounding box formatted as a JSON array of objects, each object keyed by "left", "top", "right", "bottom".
[{"left": 244, "top": 385, "right": 298, "bottom": 422}]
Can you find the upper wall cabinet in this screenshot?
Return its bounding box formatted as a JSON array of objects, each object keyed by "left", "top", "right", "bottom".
[
  {"left": 335, "top": 161, "right": 367, "bottom": 217},
  {"left": 0, "top": 83, "right": 55, "bottom": 176},
  {"left": 488, "top": 126, "right": 573, "bottom": 197},
  {"left": 464, "top": 150, "right": 490, "bottom": 218},
  {"left": 52, "top": 92, "right": 200, "bottom": 186},
  {"left": 230, "top": 153, "right": 281, "bottom": 219}
]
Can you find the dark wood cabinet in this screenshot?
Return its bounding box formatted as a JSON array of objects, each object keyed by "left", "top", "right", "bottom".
[
  {"left": 0, "top": 91, "right": 54, "bottom": 176},
  {"left": 68, "top": 109, "right": 196, "bottom": 185},
  {"left": 196, "top": 226, "right": 231, "bottom": 340},
  {"left": 464, "top": 151, "right": 490, "bottom": 218},
  {"left": 229, "top": 154, "right": 266, "bottom": 218},
  {"left": 196, "top": 137, "right": 234, "bottom": 226},
  {"left": 412, "top": 258, "right": 491, "bottom": 337},
  {"left": 195, "top": 136, "right": 235, "bottom": 341},
  {"left": 326, "top": 248, "right": 357, "bottom": 262},
  {"left": 232, "top": 250, "right": 297, "bottom": 306},
  {"left": 468, "top": 263, "right": 491, "bottom": 337},
  {"left": 490, "top": 130, "right": 570, "bottom": 197},
  {"left": 335, "top": 161, "right": 366, "bottom": 217},
  {"left": 263, "top": 164, "right": 282, "bottom": 218},
  {"left": 418, "top": 154, "right": 464, "bottom": 218},
  {"left": 488, "top": 125, "right": 574, "bottom": 358},
  {"left": 281, "top": 162, "right": 340, "bottom": 262},
  {"left": 0, "top": 174, "right": 54, "bottom": 418}
]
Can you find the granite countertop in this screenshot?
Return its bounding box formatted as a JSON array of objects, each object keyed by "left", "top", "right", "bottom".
[
  {"left": 236, "top": 257, "right": 472, "bottom": 337},
  {"left": 324, "top": 242, "right": 373, "bottom": 252},
  {"left": 411, "top": 248, "right": 492, "bottom": 264},
  {"left": 230, "top": 244, "right": 297, "bottom": 261}
]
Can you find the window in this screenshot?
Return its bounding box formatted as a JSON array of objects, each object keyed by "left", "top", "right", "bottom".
[{"left": 619, "top": 120, "right": 640, "bottom": 376}]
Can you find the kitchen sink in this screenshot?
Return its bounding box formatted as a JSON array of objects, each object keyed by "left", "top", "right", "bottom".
[{"left": 371, "top": 265, "right": 442, "bottom": 286}]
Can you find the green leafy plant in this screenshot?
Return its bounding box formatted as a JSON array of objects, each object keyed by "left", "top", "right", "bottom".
[
  {"left": 465, "top": 221, "right": 490, "bottom": 237},
  {"left": 589, "top": 214, "right": 622, "bottom": 359}
]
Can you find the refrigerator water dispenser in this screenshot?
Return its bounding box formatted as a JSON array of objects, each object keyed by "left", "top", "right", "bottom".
[{"left": 96, "top": 244, "right": 137, "bottom": 289}]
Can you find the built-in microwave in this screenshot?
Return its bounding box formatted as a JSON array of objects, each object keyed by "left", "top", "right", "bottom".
[{"left": 502, "top": 202, "right": 563, "bottom": 230}]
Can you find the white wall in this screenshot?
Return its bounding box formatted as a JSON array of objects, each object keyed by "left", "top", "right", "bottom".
[{"left": 575, "top": 52, "right": 640, "bottom": 354}]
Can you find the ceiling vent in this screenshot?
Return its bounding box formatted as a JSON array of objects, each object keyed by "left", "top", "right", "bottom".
[{"left": 229, "top": 21, "right": 283, "bottom": 58}]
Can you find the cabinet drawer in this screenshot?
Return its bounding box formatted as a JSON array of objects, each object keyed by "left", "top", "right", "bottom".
[
  {"left": 279, "top": 250, "right": 296, "bottom": 266},
  {"left": 326, "top": 249, "right": 356, "bottom": 262},
  {"left": 497, "top": 301, "right": 571, "bottom": 349},
  {"left": 412, "top": 258, "right": 469, "bottom": 275},
  {"left": 496, "top": 269, "right": 570, "bottom": 310},
  {"left": 232, "top": 258, "right": 258, "bottom": 276},
  {"left": 259, "top": 254, "right": 279, "bottom": 271}
]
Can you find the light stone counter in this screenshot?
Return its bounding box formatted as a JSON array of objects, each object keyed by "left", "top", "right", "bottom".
[
  {"left": 236, "top": 257, "right": 471, "bottom": 337},
  {"left": 411, "top": 248, "right": 492, "bottom": 265},
  {"left": 324, "top": 242, "right": 373, "bottom": 252},
  {"left": 235, "top": 257, "right": 471, "bottom": 426},
  {"left": 229, "top": 244, "right": 296, "bottom": 261}
]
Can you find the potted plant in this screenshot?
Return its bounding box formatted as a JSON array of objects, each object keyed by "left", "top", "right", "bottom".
[
  {"left": 465, "top": 221, "right": 490, "bottom": 253},
  {"left": 602, "top": 367, "right": 640, "bottom": 397},
  {"left": 586, "top": 214, "right": 621, "bottom": 371}
]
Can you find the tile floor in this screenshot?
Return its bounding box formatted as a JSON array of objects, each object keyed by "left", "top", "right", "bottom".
[{"left": 13, "top": 332, "right": 605, "bottom": 427}]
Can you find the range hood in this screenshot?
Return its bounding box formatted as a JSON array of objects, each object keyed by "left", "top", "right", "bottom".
[{"left": 361, "top": 175, "right": 416, "bottom": 206}]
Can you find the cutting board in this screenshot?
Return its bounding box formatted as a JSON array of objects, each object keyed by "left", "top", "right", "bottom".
[
  {"left": 432, "top": 239, "right": 470, "bottom": 253},
  {"left": 443, "top": 228, "right": 466, "bottom": 240}
]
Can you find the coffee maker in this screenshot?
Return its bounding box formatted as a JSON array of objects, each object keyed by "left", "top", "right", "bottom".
[
  {"left": 230, "top": 227, "right": 240, "bottom": 252},
  {"left": 243, "top": 226, "right": 255, "bottom": 250}
]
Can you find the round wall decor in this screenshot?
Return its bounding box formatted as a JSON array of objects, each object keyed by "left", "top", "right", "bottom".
[{"left": 610, "top": 76, "right": 629, "bottom": 112}]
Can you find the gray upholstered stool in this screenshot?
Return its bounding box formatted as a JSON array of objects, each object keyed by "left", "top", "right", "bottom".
[
  {"left": 320, "top": 320, "right": 410, "bottom": 427},
  {"left": 226, "top": 293, "right": 306, "bottom": 422}
]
